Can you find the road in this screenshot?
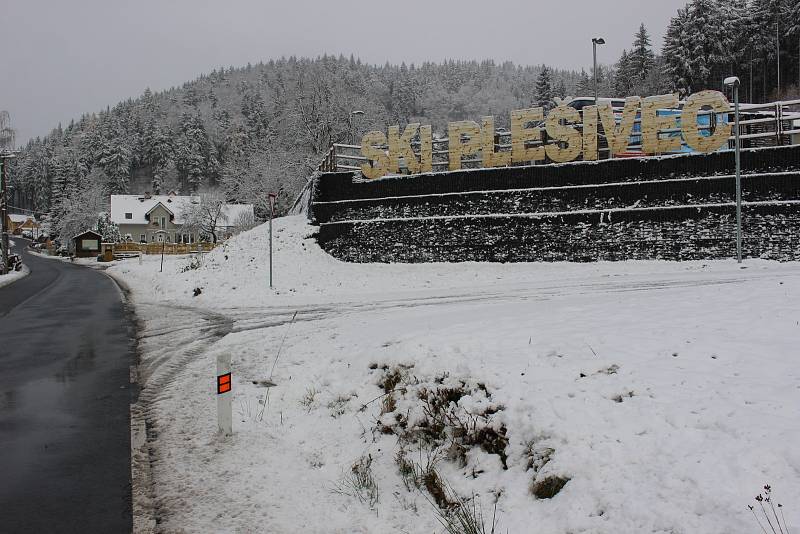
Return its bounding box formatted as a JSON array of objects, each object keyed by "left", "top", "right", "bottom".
[{"left": 0, "top": 240, "right": 133, "bottom": 532}]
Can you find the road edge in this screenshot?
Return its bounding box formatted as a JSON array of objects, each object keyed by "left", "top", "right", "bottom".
[{"left": 103, "top": 270, "right": 158, "bottom": 534}]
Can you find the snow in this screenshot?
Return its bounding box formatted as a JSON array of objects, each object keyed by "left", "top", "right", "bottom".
[
  {"left": 109, "top": 215, "right": 800, "bottom": 533},
  {"left": 8, "top": 214, "right": 32, "bottom": 224},
  {"left": 0, "top": 264, "right": 29, "bottom": 289}
]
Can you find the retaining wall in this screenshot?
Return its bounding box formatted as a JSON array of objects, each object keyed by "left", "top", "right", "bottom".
[{"left": 311, "top": 145, "right": 800, "bottom": 263}]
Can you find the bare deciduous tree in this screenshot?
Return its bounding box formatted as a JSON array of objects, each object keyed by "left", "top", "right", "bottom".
[{"left": 180, "top": 192, "right": 228, "bottom": 243}]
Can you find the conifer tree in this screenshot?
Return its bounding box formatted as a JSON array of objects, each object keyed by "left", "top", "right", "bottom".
[
  {"left": 629, "top": 24, "right": 656, "bottom": 84},
  {"left": 576, "top": 69, "right": 592, "bottom": 95},
  {"left": 614, "top": 50, "right": 633, "bottom": 96},
  {"left": 535, "top": 66, "right": 553, "bottom": 108}
]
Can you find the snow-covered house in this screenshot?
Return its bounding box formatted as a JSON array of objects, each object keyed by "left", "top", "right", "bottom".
[
  {"left": 7, "top": 213, "right": 39, "bottom": 235},
  {"left": 110, "top": 193, "right": 254, "bottom": 244}
]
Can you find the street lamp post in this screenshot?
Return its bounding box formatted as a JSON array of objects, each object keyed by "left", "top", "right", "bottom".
[
  {"left": 592, "top": 38, "right": 606, "bottom": 106},
  {"left": 350, "top": 110, "right": 365, "bottom": 145},
  {"left": 724, "top": 76, "right": 743, "bottom": 264}
]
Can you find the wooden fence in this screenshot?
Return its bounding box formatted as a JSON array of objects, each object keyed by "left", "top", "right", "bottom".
[
  {"left": 113, "top": 242, "right": 216, "bottom": 255},
  {"left": 319, "top": 98, "right": 800, "bottom": 174}
]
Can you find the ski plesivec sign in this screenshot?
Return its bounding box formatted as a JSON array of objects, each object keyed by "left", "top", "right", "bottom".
[{"left": 359, "top": 90, "right": 732, "bottom": 179}]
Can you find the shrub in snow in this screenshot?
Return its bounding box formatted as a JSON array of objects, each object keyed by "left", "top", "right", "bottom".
[{"left": 332, "top": 454, "right": 379, "bottom": 509}]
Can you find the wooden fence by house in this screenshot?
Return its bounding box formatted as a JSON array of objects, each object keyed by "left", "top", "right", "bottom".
[{"left": 114, "top": 242, "right": 216, "bottom": 255}]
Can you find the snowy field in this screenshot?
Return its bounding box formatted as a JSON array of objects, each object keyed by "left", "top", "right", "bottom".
[{"left": 109, "top": 216, "right": 800, "bottom": 534}]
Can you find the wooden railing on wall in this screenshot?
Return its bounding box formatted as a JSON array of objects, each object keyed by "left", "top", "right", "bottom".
[{"left": 318, "top": 98, "right": 800, "bottom": 175}]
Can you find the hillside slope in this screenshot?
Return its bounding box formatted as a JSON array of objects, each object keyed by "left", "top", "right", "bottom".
[{"left": 109, "top": 217, "right": 800, "bottom": 533}]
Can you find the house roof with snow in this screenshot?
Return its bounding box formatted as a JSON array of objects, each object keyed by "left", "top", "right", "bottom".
[
  {"left": 110, "top": 194, "right": 254, "bottom": 226},
  {"left": 8, "top": 214, "right": 33, "bottom": 224}
]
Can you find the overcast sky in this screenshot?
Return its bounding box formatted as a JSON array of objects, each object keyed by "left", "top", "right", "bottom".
[{"left": 1, "top": 0, "right": 688, "bottom": 144}]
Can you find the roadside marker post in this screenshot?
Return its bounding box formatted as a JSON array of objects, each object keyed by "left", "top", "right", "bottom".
[{"left": 216, "top": 354, "right": 232, "bottom": 436}]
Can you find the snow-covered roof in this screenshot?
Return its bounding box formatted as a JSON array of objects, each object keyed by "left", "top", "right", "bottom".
[
  {"left": 8, "top": 214, "right": 32, "bottom": 223},
  {"left": 110, "top": 194, "right": 253, "bottom": 226},
  {"left": 73, "top": 229, "right": 102, "bottom": 239}
]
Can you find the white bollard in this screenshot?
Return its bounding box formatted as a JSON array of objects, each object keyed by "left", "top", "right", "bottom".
[{"left": 216, "top": 353, "right": 232, "bottom": 436}]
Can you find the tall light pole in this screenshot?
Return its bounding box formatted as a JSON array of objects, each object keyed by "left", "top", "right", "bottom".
[
  {"left": 592, "top": 38, "right": 606, "bottom": 105},
  {"left": 350, "top": 110, "right": 365, "bottom": 145},
  {"left": 724, "top": 76, "right": 743, "bottom": 264}
]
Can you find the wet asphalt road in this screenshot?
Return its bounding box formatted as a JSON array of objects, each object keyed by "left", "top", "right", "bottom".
[{"left": 0, "top": 241, "right": 133, "bottom": 533}]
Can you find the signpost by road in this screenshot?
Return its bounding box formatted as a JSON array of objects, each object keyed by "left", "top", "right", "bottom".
[
  {"left": 217, "top": 354, "right": 232, "bottom": 436},
  {"left": 268, "top": 192, "right": 277, "bottom": 288},
  {"left": 155, "top": 229, "right": 168, "bottom": 272}
]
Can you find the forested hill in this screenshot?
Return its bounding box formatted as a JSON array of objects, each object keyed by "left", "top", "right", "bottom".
[
  {"left": 8, "top": 57, "right": 591, "bottom": 220},
  {"left": 8, "top": 0, "right": 800, "bottom": 228}
]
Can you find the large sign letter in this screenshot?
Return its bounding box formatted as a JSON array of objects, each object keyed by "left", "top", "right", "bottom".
[
  {"left": 681, "top": 90, "right": 732, "bottom": 153},
  {"left": 582, "top": 105, "right": 599, "bottom": 161},
  {"left": 641, "top": 94, "right": 681, "bottom": 155},
  {"left": 448, "top": 121, "right": 482, "bottom": 171},
  {"left": 360, "top": 131, "right": 389, "bottom": 179},
  {"left": 388, "top": 123, "right": 421, "bottom": 174},
  {"left": 545, "top": 105, "right": 583, "bottom": 163},
  {"left": 419, "top": 125, "right": 433, "bottom": 173},
  {"left": 599, "top": 96, "right": 641, "bottom": 156},
  {"left": 482, "top": 116, "right": 511, "bottom": 168},
  {"left": 510, "top": 108, "right": 545, "bottom": 163}
]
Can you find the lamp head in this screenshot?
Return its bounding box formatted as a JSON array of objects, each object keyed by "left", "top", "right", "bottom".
[
  {"left": 351, "top": 110, "right": 365, "bottom": 116},
  {"left": 723, "top": 76, "right": 740, "bottom": 87},
  {"left": 592, "top": 38, "right": 606, "bottom": 45}
]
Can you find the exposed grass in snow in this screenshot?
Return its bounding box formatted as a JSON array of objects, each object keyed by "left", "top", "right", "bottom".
[{"left": 108, "top": 215, "right": 800, "bottom": 533}]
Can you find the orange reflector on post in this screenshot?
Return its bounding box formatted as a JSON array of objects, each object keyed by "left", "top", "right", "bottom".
[{"left": 217, "top": 372, "right": 231, "bottom": 394}]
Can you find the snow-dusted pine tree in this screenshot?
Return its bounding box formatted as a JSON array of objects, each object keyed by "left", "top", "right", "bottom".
[
  {"left": 628, "top": 24, "right": 656, "bottom": 85},
  {"left": 535, "top": 66, "right": 553, "bottom": 108}
]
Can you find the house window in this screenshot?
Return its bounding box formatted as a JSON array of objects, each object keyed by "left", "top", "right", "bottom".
[
  {"left": 139, "top": 234, "right": 146, "bottom": 243},
  {"left": 160, "top": 216, "right": 166, "bottom": 229},
  {"left": 125, "top": 213, "right": 133, "bottom": 219}
]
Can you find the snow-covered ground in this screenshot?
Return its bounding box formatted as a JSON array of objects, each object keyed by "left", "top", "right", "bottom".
[
  {"left": 0, "top": 240, "right": 30, "bottom": 289},
  {"left": 0, "top": 265, "right": 28, "bottom": 289},
  {"left": 109, "top": 216, "right": 800, "bottom": 534}
]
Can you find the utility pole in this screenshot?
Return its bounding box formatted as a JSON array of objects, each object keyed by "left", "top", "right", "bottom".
[
  {"left": 1, "top": 156, "right": 10, "bottom": 275},
  {"left": 0, "top": 112, "right": 17, "bottom": 276}
]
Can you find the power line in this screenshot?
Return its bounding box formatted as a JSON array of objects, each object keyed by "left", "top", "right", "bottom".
[{"left": 7, "top": 205, "right": 37, "bottom": 214}]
